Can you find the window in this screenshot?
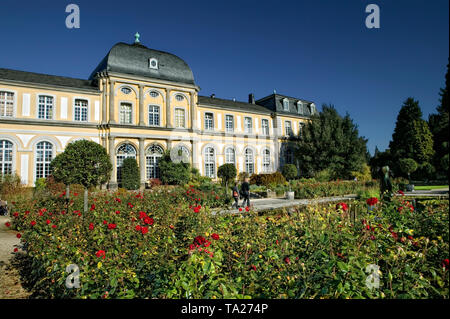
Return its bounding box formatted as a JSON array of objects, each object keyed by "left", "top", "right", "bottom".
[
  {"left": 35, "top": 141, "right": 53, "bottom": 180},
  {"left": 283, "top": 99, "right": 289, "bottom": 111},
  {"left": 244, "top": 117, "right": 252, "bottom": 134},
  {"left": 225, "top": 115, "right": 234, "bottom": 133},
  {"left": 146, "top": 144, "right": 163, "bottom": 179},
  {"left": 121, "top": 87, "right": 132, "bottom": 95},
  {"left": 149, "top": 58, "right": 158, "bottom": 69},
  {"left": 225, "top": 147, "right": 235, "bottom": 164},
  {"left": 74, "top": 99, "right": 88, "bottom": 122},
  {"left": 204, "top": 147, "right": 215, "bottom": 178},
  {"left": 148, "top": 105, "right": 160, "bottom": 126},
  {"left": 38, "top": 95, "right": 53, "bottom": 119},
  {"left": 297, "top": 101, "right": 303, "bottom": 114},
  {"left": 285, "top": 121, "right": 292, "bottom": 136},
  {"left": 263, "top": 149, "right": 271, "bottom": 173},
  {"left": 149, "top": 91, "right": 159, "bottom": 98},
  {"left": 175, "top": 108, "right": 186, "bottom": 128},
  {"left": 261, "top": 119, "right": 269, "bottom": 135},
  {"left": 244, "top": 148, "right": 254, "bottom": 174},
  {"left": 310, "top": 103, "right": 316, "bottom": 115},
  {"left": 299, "top": 122, "right": 305, "bottom": 137},
  {"left": 175, "top": 94, "right": 184, "bottom": 102},
  {"left": 119, "top": 102, "right": 132, "bottom": 124},
  {"left": 285, "top": 149, "right": 294, "bottom": 164},
  {"left": 0, "top": 140, "right": 13, "bottom": 175},
  {"left": 205, "top": 113, "right": 214, "bottom": 130},
  {"left": 0, "top": 91, "right": 14, "bottom": 117},
  {"left": 172, "top": 145, "right": 190, "bottom": 163},
  {"left": 116, "top": 143, "right": 137, "bottom": 184}
]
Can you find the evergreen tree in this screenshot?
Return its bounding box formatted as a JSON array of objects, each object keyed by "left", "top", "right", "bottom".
[
  {"left": 428, "top": 58, "right": 449, "bottom": 179},
  {"left": 295, "top": 105, "right": 368, "bottom": 179}
]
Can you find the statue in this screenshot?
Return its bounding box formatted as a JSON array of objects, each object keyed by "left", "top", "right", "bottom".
[{"left": 380, "top": 166, "right": 393, "bottom": 201}]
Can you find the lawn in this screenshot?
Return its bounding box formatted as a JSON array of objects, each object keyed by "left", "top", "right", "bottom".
[{"left": 414, "top": 185, "right": 449, "bottom": 190}]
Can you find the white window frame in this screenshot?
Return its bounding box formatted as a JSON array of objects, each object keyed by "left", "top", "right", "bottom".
[
  {"left": 225, "top": 147, "right": 236, "bottom": 165},
  {"left": 73, "top": 98, "right": 89, "bottom": 122},
  {"left": 148, "top": 104, "right": 160, "bottom": 126},
  {"left": 244, "top": 117, "right": 253, "bottom": 134},
  {"left": 310, "top": 103, "right": 316, "bottom": 115},
  {"left": 225, "top": 114, "right": 234, "bottom": 133},
  {"left": 262, "top": 148, "right": 271, "bottom": 173},
  {"left": 116, "top": 143, "right": 137, "bottom": 183},
  {"left": 244, "top": 148, "right": 254, "bottom": 174},
  {"left": 146, "top": 144, "right": 164, "bottom": 180},
  {"left": 119, "top": 101, "right": 133, "bottom": 124},
  {"left": 174, "top": 107, "right": 186, "bottom": 128},
  {"left": 261, "top": 118, "right": 269, "bottom": 135},
  {"left": 149, "top": 58, "right": 159, "bottom": 70},
  {"left": 285, "top": 121, "right": 292, "bottom": 136},
  {"left": 204, "top": 112, "right": 214, "bottom": 131},
  {"left": 297, "top": 101, "right": 303, "bottom": 114},
  {"left": 204, "top": 147, "right": 216, "bottom": 178},
  {"left": 283, "top": 98, "right": 289, "bottom": 111},
  {"left": 0, "top": 90, "right": 16, "bottom": 118},
  {"left": 35, "top": 141, "right": 54, "bottom": 181},
  {"left": 37, "top": 94, "right": 55, "bottom": 120},
  {"left": 0, "top": 139, "right": 14, "bottom": 176}
]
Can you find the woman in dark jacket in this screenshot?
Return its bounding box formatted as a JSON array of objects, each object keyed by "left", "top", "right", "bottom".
[{"left": 240, "top": 178, "right": 250, "bottom": 208}]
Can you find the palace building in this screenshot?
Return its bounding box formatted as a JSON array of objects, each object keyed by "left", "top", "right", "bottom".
[{"left": 0, "top": 35, "right": 316, "bottom": 189}]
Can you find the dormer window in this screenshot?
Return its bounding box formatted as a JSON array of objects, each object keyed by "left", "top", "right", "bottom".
[
  {"left": 297, "top": 101, "right": 303, "bottom": 114},
  {"left": 149, "top": 58, "right": 158, "bottom": 70},
  {"left": 310, "top": 103, "right": 316, "bottom": 115},
  {"left": 283, "top": 99, "right": 289, "bottom": 111},
  {"left": 175, "top": 94, "right": 184, "bottom": 102},
  {"left": 121, "top": 87, "right": 132, "bottom": 95}
]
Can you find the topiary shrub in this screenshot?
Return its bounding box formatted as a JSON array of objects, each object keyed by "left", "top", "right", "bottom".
[
  {"left": 217, "top": 163, "right": 237, "bottom": 188},
  {"left": 159, "top": 151, "right": 191, "bottom": 185},
  {"left": 121, "top": 157, "right": 140, "bottom": 190},
  {"left": 282, "top": 164, "right": 298, "bottom": 181}
]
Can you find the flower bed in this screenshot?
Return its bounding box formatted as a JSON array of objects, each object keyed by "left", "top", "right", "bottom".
[{"left": 6, "top": 189, "right": 449, "bottom": 299}]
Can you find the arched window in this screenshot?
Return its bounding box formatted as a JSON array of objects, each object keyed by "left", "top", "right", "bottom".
[
  {"left": 283, "top": 99, "right": 289, "bottom": 111},
  {"left": 120, "top": 87, "right": 132, "bottom": 95},
  {"left": 225, "top": 147, "right": 235, "bottom": 164},
  {"left": 175, "top": 94, "right": 184, "bottom": 102},
  {"left": 310, "top": 103, "right": 316, "bottom": 115},
  {"left": 35, "top": 141, "right": 53, "bottom": 180},
  {"left": 245, "top": 148, "right": 254, "bottom": 174},
  {"left": 38, "top": 95, "right": 53, "bottom": 119},
  {"left": 263, "top": 149, "right": 271, "bottom": 173},
  {"left": 146, "top": 144, "right": 164, "bottom": 179},
  {"left": 0, "top": 140, "right": 13, "bottom": 175},
  {"left": 148, "top": 105, "right": 160, "bottom": 126},
  {"left": 116, "top": 143, "right": 137, "bottom": 183},
  {"left": 297, "top": 101, "right": 303, "bottom": 114},
  {"left": 0, "top": 91, "right": 14, "bottom": 117},
  {"left": 204, "top": 147, "right": 215, "bottom": 178}
]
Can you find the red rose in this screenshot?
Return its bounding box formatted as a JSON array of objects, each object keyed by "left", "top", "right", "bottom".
[
  {"left": 5, "top": 222, "right": 10, "bottom": 227},
  {"left": 211, "top": 233, "right": 220, "bottom": 240},
  {"left": 103, "top": 220, "right": 107, "bottom": 225},
  {"left": 135, "top": 225, "right": 142, "bottom": 231},
  {"left": 443, "top": 259, "right": 449, "bottom": 268},
  {"left": 128, "top": 203, "right": 133, "bottom": 208},
  {"left": 141, "top": 226, "right": 148, "bottom": 234},
  {"left": 13, "top": 248, "right": 18, "bottom": 252},
  {"left": 16, "top": 233, "right": 21, "bottom": 239},
  {"left": 90, "top": 204, "right": 95, "bottom": 211},
  {"left": 250, "top": 265, "right": 257, "bottom": 271},
  {"left": 51, "top": 225, "right": 57, "bottom": 229},
  {"left": 169, "top": 224, "right": 174, "bottom": 230},
  {"left": 89, "top": 223, "right": 94, "bottom": 230},
  {"left": 139, "top": 211, "right": 147, "bottom": 219},
  {"left": 336, "top": 202, "right": 348, "bottom": 212},
  {"left": 245, "top": 206, "right": 250, "bottom": 212},
  {"left": 13, "top": 212, "right": 19, "bottom": 217},
  {"left": 397, "top": 190, "right": 405, "bottom": 196},
  {"left": 115, "top": 210, "right": 120, "bottom": 215},
  {"left": 194, "top": 236, "right": 206, "bottom": 246},
  {"left": 46, "top": 219, "right": 51, "bottom": 225},
  {"left": 284, "top": 257, "right": 291, "bottom": 264},
  {"left": 144, "top": 217, "right": 154, "bottom": 225},
  {"left": 30, "top": 221, "right": 36, "bottom": 227},
  {"left": 189, "top": 244, "right": 195, "bottom": 250},
  {"left": 239, "top": 208, "right": 243, "bottom": 212},
  {"left": 107, "top": 223, "right": 116, "bottom": 229},
  {"left": 95, "top": 250, "right": 106, "bottom": 259},
  {"left": 366, "top": 197, "right": 379, "bottom": 206}
]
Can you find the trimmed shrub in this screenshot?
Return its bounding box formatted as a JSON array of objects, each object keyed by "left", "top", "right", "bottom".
[
  {"left": 282, "top": 164, "right": 298, "bottom": 181},
  {"left": 121, "top": 157, "right": 140, "bottom": 190},
  {"left": 250, "top": 172, "right": 286, "bottom": 186},
  {"left": 217, "top": 164, "right": 237, "bottom": 187}
]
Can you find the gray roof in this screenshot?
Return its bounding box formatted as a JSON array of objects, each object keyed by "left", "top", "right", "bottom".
[
  {"left": 198, "top": 96, "right": 273, "bottom": 114},
  {"left": 89, "top": 42, "right": 195, "bottom": 85},
  {"left": 256, "top": 93, "right": 315, "bottom": 116},
  {"left": 0, "top": 68, "right": 98, "bottom": 91}
]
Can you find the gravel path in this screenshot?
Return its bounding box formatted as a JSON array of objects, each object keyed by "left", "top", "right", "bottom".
[{"left": 0, "top": 215, "right": 30, "bottom": 298}]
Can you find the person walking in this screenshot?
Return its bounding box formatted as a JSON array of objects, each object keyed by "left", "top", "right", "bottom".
[
  {"left": 240, "top": 177, "right": 250, "bottom": 208},
  {"left": 231, "top": 182, "right": 240, "bottom": 209}
]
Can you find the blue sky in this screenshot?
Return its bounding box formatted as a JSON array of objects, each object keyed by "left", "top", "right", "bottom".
[{"left": 0, "top": 0, "right": 448, "bottom": 154}]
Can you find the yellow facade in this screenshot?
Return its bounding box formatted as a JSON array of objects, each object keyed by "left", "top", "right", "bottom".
[{"left": 0, "top": 40, "right": 314, "bottom": 188}]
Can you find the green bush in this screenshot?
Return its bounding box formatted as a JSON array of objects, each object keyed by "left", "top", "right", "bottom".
[
  {"left": 159, "top": 151, "right": 191, "bottom": 185},
  {"left": 282, "top": 164, "right": 298, "bottom": 181},
  {"left": 217, "top": 164, "right": 237, "bottom": 187},
  {"left": 121, "top": 157, "right": 140, "bottom": 190},
  {"left": 0, "top": 173, "right": 22, "bottom": 198},
  {"left": 250, "top": 172, "right": 286, "bottom": 186},
  {"left": 290, "top": 179, "right": 379, "bottom": 199},
  {"left": 314, "top": 168, "right": 333, "bottom": 182}
]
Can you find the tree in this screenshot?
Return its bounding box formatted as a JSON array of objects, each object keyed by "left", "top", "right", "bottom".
[
  {"left": 51, "top": 140, "right": 112, "bottom": 212},
  {"left": 369, "top": 148, "right": 393, "bottom": 179},
  {"left": 398, "top": 158, "right": 418, "bottom": 183},
  {"left": 428, "top": 58, "right": 449, "bottom": 179},
  {"left": 282, "top": 164, "right": 298, "bottom": 181},
  {"left": 389, "top": 98, "right": 434, "bottom": 174},
  {"left": 295, "top": 105, "right": 368, "bottom": 179},
  {"left": 121, "top": 157, "right": 140, "bottom": 190},
  {"left": 217, "top": 164, "right": 237, "bottom": 189},
  {"left": 158, "top": 150, "right": 190, "bottom": 185}
]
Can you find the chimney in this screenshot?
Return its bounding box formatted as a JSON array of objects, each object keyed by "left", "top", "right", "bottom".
[
  {"left": 210, "top": 94, "right": 215, "bottom": 98},
  {"left": 248, "top": 93, "right": 255, "bottom": 104}
]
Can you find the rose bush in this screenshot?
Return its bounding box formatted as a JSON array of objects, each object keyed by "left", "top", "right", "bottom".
[{"left": 8, "top": 187, "right": 449, "bottom": 299}]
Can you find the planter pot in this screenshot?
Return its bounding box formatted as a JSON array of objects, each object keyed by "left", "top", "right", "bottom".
[
  {"left": 406, "top": 184, "right": 414, "bottom": 192},
  {"left": 286, "top": 191, "right": 295, "bottom": 201}
]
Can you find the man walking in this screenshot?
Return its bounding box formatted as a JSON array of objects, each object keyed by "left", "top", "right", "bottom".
[{"left": 240, "top": 177, "right": 250, "bottom": 208}]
